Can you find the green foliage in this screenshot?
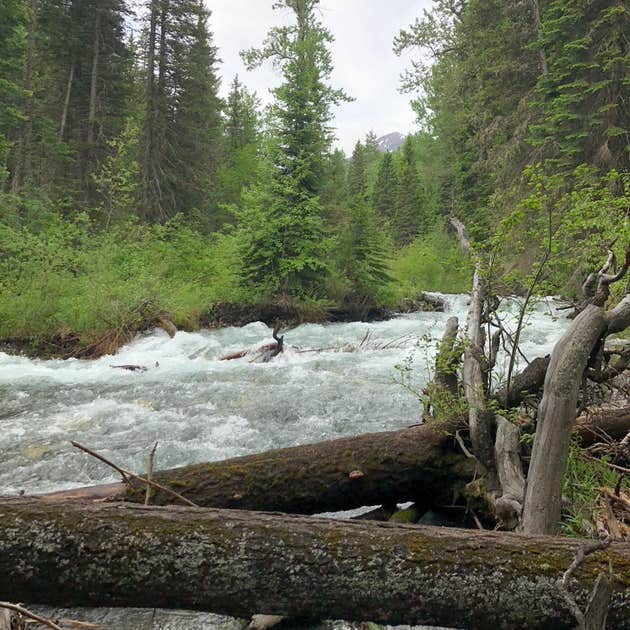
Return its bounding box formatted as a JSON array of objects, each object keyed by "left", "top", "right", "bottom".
[
  {"left": 238, "top": 0, "right": 350, "bottom": 297},
  {"left": 561, "top": 442, "right": 628, "bottom": 538},
  {"left": 0, "top": 208, "right": 242, "bottom": 345},
  {"left": 389, "top": 226, "right": 472, "bottom": 298}
]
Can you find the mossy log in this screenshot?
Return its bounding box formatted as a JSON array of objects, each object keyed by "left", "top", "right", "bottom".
[
  {"left": 1, "top": 499, "right": 630, "bottom": 629},
  {"left": 50, "top": 423, "right": 474, "bottom": 514}
]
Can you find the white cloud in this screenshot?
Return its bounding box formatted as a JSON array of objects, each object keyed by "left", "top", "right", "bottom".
[{"left": 209, "top": 0, "right": 430, "bottom": 154}]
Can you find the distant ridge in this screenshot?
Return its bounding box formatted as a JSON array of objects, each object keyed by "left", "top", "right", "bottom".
[{"left": 376, "top": 132, "right": 405, "bottom": 153}]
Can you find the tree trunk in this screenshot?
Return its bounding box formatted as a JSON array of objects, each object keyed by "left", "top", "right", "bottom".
[
  {"left": 87, "top": 9, "right": 101, "bottom": 147},
  {"left": 576, "top": 405, "right": 630, "bottom": 445},
  {"left": 522, "top": 305, "right": 608, "bottom": 535},
  {"left": 1, "top": 499, "right": 629, "bottom": 629},
  {"left": 48, "top": 422, "right": 474, "bottom": 514},
  {"left": 59, "top": 62, "right": 75, "bottom": 142},
  {"left": 530, "top": 0, "right": 549, "bottom": 77}
]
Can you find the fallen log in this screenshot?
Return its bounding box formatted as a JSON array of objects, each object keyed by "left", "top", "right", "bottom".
[
  {"left": 46, "top": 406, "right": 630, "bottom": 515},
  {"left": 48, "top": 422, "right": 474, "bottom": 514},
  {"left": 576, "top": 406, "right": 630, "bottom": 445},
  {"left": 1, "top": 499, "right": 629, "bottom": 629}
]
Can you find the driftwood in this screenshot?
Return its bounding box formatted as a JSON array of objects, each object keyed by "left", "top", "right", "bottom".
[
  {"left": 47, "top": 422, "right": 474, "bottom": 514},
  {"left": 1, "top": 498, "right": 630, "bottom": 629}
]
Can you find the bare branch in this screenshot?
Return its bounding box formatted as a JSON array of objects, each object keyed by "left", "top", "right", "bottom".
[
  {"left": 71, "top": 441, "right": 199, "bottom": 508},
  {"left": 0, "top": 603, "right": 63, "bottom": 630}
]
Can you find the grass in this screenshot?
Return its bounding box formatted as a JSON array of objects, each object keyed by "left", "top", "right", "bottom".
[{"left": 0, "top": 204, "right": 472, "bottom": 357}]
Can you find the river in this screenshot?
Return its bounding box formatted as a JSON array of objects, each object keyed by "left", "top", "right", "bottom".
[{"left": 0, "top": 294, "right": 569, "bottom": 628}]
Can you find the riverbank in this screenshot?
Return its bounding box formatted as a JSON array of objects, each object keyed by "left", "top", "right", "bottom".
[{"left": 0, "top": 294, "right": 447, "bottom": 360}]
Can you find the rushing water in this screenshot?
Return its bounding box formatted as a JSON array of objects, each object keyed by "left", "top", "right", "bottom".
[{"left": 0, "top": 294, "right": 569, "bottom": 628}]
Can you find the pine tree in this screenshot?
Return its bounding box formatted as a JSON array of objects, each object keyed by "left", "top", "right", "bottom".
[
  {"left": 169, "top": 2, "right": 222, "bottom": 220},
  {"left": 139, "top": 0, "right": 223, "bottom": 221},
  {"left": 372, "top": 151, "right": 398, "bottom": 224},
  {"left": 348, "top": 141, "right": 368, "bottom": 202},
  {"left": 530, "top": 0, "right": 630, "bottom": 172},
  {"left": 215, "top": 75, "right": 261, "bottom": 217},
  {"left": 239, "top": 0, "right": 351, "bottom": 297},
  {"left": 0, "top": 0, "right": 27, "bottom": 187},
  {"left": 319, "top": 148, "right": 349, "bottom": 229},
  {"left": 394, "top": 136, "right": 421, "bottom": 244}
]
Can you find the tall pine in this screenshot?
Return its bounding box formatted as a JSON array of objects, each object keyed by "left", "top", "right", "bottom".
[{"left": 239, "top": 0, "right": 351, "bottom": 297}]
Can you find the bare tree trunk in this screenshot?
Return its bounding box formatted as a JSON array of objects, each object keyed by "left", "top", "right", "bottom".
[
  {"left": 58, "top": 62, "right": 75, "bottom": 142},
  {"left": 87, "top": 9, "right": 101, "bottom": 147},
  {"left": 463, "top": 268, "right": 496, "bottom": 478},
  {"left": 1, "top": 499, "right": 629, "bottom": 629},
  {"left": 10, "top": 0, "right": 37, "bottom": 192},
  {"left": 522, "top": 306, "right": 608, "bottom": 535},
  {"left": 46, "top": 422, "right": 474, "bottom": 514},
  {"left": 530, "top": 0, "right": 549, "bottom": 77}
]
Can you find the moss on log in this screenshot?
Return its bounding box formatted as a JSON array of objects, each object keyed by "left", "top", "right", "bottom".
[
  {"left": 1, "top": 499, "right": 629, "bottom": 628},
  {"left": 52, "top": 423, "right": 473, "bottom": 514}
]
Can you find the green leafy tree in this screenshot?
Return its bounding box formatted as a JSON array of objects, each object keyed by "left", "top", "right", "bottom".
[{"left": 239, "top": 0, "right": 351, "bottom": 297}]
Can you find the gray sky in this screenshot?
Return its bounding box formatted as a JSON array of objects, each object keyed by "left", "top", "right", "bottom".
[{"left": 209, "top": 0, "right": 431, "bottom": 154}]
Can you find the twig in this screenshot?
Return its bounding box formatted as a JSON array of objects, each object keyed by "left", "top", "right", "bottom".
[
  {"left": 558, "top": 535, "right": 612, "bottom": 629},
  {"left": 145, "top": 441, "right": 158, "bottom": 506},
  {"left": 71, "top": 441, "right": 199, "bottom": 508},
  {"left": 506, "top": 202, "right": 553, "bottom": 403},
  {"left": 0, "top": 603, "right": 63, "bottom": 630},
  {"left": 455, "top": 430, "right": 478, "bottom": 461},
  {"left": 582, "top": 453, "right": 630, "bottom": 475}
]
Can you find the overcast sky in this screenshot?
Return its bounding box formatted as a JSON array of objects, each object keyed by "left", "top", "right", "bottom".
[{"left": 208, "top": 0, "right": 432, "bottom": 154}]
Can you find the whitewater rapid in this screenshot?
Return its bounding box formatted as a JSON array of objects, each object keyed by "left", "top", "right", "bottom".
[{"left": 0, "top": 294, "right": 568, "bottom": 497}]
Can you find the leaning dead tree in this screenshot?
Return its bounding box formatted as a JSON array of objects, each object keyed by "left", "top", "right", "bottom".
[
  {"left": 523, "top": 245, "right": 630, "bottom": 534},
  {"left": 2, "top": 498, "right": 630, "bottom": 629},
  {"left": 449, "top": 218, "right": 630, "bottom": 536}
]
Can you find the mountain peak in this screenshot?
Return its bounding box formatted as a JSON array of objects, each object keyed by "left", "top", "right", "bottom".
[{"left": 376, "top": 132, "right": 405, "bottom": 153}]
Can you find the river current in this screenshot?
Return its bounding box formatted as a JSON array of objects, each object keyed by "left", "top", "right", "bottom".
[{"left": 0, "top": 294, "right": 569, "bottom": 628}]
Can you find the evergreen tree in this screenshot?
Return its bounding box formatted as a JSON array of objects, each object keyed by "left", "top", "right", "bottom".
[
  {"left": 339, "top": 142, "right": 391, "bottom": 305},
  {"left": 348, "top": 141, "right": 368, "bottom": 202},
  {"left": 0, "top": 0, "right": 27, "bottom": 186},
  {"left": 215, "top": 75, "right": 261, "bottom": 217},
  {"left": 394, "top": 136, "right": 422, "bottom": 244},
  {"left": 530, "top": 0, "right": 630, "bottom": 172},
  {"left": 139, "top": 0, "right": 222, "bottom": 221},
  {"left": 239, "top": 0, "right": 351, "bottom": 296},
  {"left": 372, "top": 151, "right": 398, "bottom": 223},
  {"left": 169, "top": 3, "right": 222, "bottom": 221},
  {"left": 319, "top": 148, "right": 349, "bottom": 229},
  {"left": 224, "top": 75, "right": 259, "bottom": 153}
]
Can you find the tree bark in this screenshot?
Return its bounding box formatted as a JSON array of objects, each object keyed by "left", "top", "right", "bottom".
[
  {"left": 522, "top": 306, "right": 608, "bottom": 535},
  {"left": 87, "top": 9, "right": 101, "bottom": 147},
  {"left": 1, "top": 499, "right": 629, "bottom": 629},
  {"left": 434, "top": 316, "right": 459, "bottom": 397},
  {"left": 58, "top": 63, "right": 75, "bottom": 142},
  {"left": 495, "top": 355, "right": 551, "bottom": 407},
  {"left": 49, "top": 422, "right": 474, "bottom": 514}
]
